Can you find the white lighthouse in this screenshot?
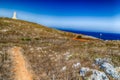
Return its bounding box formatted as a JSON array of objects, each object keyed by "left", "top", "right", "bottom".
[{"left": 12, "top": 12, "right": 17, "bottom": 19}]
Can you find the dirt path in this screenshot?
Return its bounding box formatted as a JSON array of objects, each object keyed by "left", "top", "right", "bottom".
[{"left": 8, "top": 46, "right": 33, "bottom": 80}]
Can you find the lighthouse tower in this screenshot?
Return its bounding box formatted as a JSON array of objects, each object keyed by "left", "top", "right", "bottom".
[{"left": 12, "top": 12, "right": 17, "bottom": 19}]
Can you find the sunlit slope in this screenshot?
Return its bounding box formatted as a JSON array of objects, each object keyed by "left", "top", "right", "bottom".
[
  {"left": 0, "top": 18, "right": 76, "bottom": 43},
  {"left": 0, "top": 18, "right": 119, "bottom": 80}
]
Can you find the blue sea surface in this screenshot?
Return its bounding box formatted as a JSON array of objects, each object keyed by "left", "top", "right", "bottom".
[{"left": 56, "top": 28, "right": 120, "bottom": 40}]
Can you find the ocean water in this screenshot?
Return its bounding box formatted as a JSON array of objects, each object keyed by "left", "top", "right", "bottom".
[{"left": 57, "top": 29, "right": 120, "bottom": 40}]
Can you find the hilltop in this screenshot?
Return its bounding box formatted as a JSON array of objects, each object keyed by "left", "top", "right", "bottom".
[{"left": 0, "top": 18, "right": 119, "bottom": 80}]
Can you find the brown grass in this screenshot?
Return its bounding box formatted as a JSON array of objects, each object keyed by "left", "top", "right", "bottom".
[{"left": 0, "top": 18, "right": 119, "bottom": 80}]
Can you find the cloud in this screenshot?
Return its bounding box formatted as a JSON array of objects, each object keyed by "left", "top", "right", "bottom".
[{"left": 0, "top": 9, "right": 120, "bottom": 33}]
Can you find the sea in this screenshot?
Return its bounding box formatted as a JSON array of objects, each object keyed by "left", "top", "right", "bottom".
[{"left": 56, "top": 28, "right": 120, "bottom": 40}]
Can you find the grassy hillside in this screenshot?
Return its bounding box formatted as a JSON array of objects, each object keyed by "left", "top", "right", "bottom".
[{"left": 0, "top": 18, "right": 119, "bottom": 80}]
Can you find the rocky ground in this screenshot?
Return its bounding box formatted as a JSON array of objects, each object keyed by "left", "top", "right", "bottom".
[{"left": 0, "top": 18, "right": 119, "bottom": 80}]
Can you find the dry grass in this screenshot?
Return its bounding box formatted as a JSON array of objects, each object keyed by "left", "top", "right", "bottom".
[{"left": 0, "top": 17, "right": 119, "bottom": 80}]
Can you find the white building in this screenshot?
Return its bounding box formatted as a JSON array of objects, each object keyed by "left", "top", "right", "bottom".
[{"left": 12, "top": 12, "right": 17, "bottom": 19}]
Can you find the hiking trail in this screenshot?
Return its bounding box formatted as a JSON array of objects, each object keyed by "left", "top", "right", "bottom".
[{"left": 8, "top": 46, "right": 33, "bottom": 80}]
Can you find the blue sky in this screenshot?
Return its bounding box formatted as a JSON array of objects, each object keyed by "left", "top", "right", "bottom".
[{"left": 0, "top": 0, "right": 120, "bottom": 33}]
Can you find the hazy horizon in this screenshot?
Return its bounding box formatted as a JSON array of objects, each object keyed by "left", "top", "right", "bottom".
[{"left": 0, "top": 0, "right": 120, "bottom": 33}]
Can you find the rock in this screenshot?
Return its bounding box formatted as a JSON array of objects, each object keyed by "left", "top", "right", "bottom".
[
  {"left": 95, "top": 58, "right": 111, "bottom": 65},
  {"left": 72, "top": 62, "right": 81, "bottom": 68},
  {"left": 80, "top": 67, "right": 90, "bottom": 76},
  {"left": 100, "top": 62, "right": 120, "bottom": 79},
  {"left": 95, "top": 58, "right": 120, "bottom": 79},
  {"left": 89, "top": 70, "right": 109, "bottom": 80},
  {"left": 80, "top": 67, "right": 109, "bottom": 80}
]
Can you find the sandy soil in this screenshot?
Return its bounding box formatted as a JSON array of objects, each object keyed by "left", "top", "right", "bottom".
[{"left": 8, "top": 46, "right": 33, "bottom": 80}]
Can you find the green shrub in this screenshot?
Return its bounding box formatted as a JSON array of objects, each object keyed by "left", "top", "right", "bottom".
[{"left": 21, "top": 38, "right": 31, "bottom": 41}]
